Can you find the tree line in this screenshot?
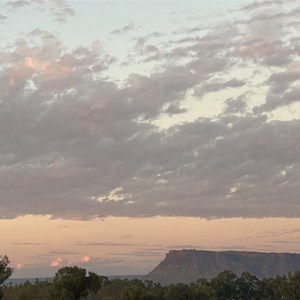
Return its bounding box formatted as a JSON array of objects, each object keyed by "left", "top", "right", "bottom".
[{"left": 2, "top": 255, "right": 300, "bottom": 299}]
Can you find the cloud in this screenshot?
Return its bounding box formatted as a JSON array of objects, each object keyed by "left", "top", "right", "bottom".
[
  {"left": 164, "top": 104, "right": 186, "bottom": 115},
  {"left": 12, "top": 242, "right": 45, "bottom": 245},
  {"left": 225, "top": 97, "right": 247, "bottom": 114},
  {"left": 112, "top": 250, "right": 165, "bottom": 258},
  {"left": 6, "top": 0, "right": 75, "bottom": 22},
  {"left": 80, "top": 256, "right": 90, "bottom": 263},
  {"left": 6, "top": 0, "right": 30, "bottom": 10},
  {"left": 1, "top": 0, "right": 300, "bottom": 220},
  {"left": 195, "top": 78, "right": 246, "bottom": 98},
  {"left": 0, "top": 14, "right": 7, "bottom": 22},
  {"left": 74, "top": 242, "right": 146, "bottom": 247},
  {"left": 16, "top": 263, "right": 24, "bottom": 270},
  {"left": 50, "top": 257, "right": 62, "bottom": 267},
  {"left": 110, "top": 22, "right": 135, "bottom": 35},
  {"left": 49, "top": 250, "right": 81, "bottom": 255},
  {"left": 50, "top": 256, "right": 79, "bottom": 268},
  {"left": 95, "top": 187, "right": 133, "bottom": 203},
  {"left": 241, "top": 0, "right": 284, "bottom": 11},
  {"left": 254, "top": 61, "right": 300, "bottom": 113},
  {"left": 242, "top": 0, "right": 297, "bottom": 12}
]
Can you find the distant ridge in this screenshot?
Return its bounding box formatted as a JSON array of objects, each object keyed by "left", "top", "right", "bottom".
[
  {"left": 145, "top": 249, "right": 300, "bottom": 285},
  {"left": 5, "top": 275, "right": 143, "bottom": 286},
  {"left": 4, "top": 278, "right": 53, "bottom": 286}
]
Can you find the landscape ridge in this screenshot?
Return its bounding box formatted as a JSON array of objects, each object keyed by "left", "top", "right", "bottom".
[{"left": 145, "top": 249, "right": 300, "bottom": 285}]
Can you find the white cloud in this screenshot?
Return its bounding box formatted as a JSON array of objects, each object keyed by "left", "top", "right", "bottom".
[{"left": 95, "top": 187, "right": 132, "bottom": 203}]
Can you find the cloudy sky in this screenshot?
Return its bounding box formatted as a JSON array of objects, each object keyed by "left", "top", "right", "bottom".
[{"left": 1, "top": 0, "right": 300, "bottom": 278}]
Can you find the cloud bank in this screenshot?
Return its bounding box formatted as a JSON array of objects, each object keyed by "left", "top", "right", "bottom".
[{"left": 1, "top": 0, "right": 300, "bottom": 219}]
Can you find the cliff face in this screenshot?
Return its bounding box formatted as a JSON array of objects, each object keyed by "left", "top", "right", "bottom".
[{"left": 145, "top": 249, "right": 300, "bottom": 285}]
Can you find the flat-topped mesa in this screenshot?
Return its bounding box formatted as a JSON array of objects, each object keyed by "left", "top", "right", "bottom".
[{"left": 145, "top": 249, "right": 300, "bottom": 285}]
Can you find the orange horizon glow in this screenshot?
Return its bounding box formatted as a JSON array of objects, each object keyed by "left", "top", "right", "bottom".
[{"left": 2, "top": 215, "right": 300, "bottom": 277}]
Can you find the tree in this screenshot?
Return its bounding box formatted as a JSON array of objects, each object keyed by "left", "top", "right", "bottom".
[
  {"left": 52, "top": 266, "right": 109, "bottom": 300},
  {"left": 0, "top": 255, "right": 13, "bottom": 299},
  {"left": 86, "top": 271, "right": 107, "bottom": 294},
  {"left": 210, "top": 270, "right": 239, "bottom": 300},
  {"left": 53, "top": 266, "right": 89, "bottom": 300},
  {"left": 190, "top": 278, "right": 214, "bottom": 300},
  {"left": 165, "top": 283, "right": 191, "bottom": 300},
  {"left": 236, "top": 272, "right": 262, "bottom": 300},
  {"left": 285, "top": 271, "right": 300, "bottom": 300},
  {"left": 0, "top": 256, "right": 13, "bottom": 285}
]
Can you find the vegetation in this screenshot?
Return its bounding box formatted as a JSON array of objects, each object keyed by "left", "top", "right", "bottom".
[
  {"left": 0, "top": 256, "right": 13, "bottom": 300},
  {"left": 2, "top": 263, "right": 300, "bottom": 299}
]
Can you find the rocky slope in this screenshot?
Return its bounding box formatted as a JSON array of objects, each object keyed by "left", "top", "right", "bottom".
[{"left": 145, "top": 249, "right": 300, "bottom": 285}]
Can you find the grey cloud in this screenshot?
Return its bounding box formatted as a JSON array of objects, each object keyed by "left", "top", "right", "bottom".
[
  {"left": 0, "top": 31, "right": 118, "bottom": 219},
  {"left": 195, "top": 78, "right": 246, "bottom": 98},
  {"left": 168, "top": 245, "right": 205, "bottom": 250},
  {"left": 232, "top": 37, "right": 290, "bottom": 66},
  {"left": 112, "top": 250, "right": 166, "bottom": 257},
  {"left": 131, "top": 20, "right": 238, "bottom": 65},
  {"left": 241, "top": 0, "right": 284, "bottom": 11},
  {"left": 0, "top": 14, "right": 8, "bottom": 22},
  {"left": 74, "top": 242, "right": 146, "bottom": 247},
  {"left": 225, "top": 97, "right": 248, "bottom": 114},
  {"left": 26, "top": 250, "right": 81, "bottom": 259},
  {"left": 110, "top": 22, "right": 135, "bottom": 35},
  {"left": 232, "top": 2, "right": 300, "bottom": 68},
  {"left": 132, "top": 33, "right": 164, "bottom": 56},
  {"left": 255, "top": 68, "right": 300, "bottom": 112},
  {"left": 144, "top": 45, "right": 159, "bottom": 53},
  {"left": 92, "top": 258, "right": 126, "bottom": 265},
  {"left": 257, "top": 88, "right": 300, "bottom": 113},
  {"left": 6, "top": 0, "right": 30, "bottom": 9},
  {"left": 263, "top": 53, "right": 291, "bottom": 66},
  {"left": 125, "top": 66, "right": 199, "bottom": 119},
  {"left": 241, "top": 0, "right": 297, "bottom": 12},
  {"left": 49, "top": 250, "right": 81, "bottom": 255},
  {"left": 3, "top": 67, "right": 300, "bottom": 219},
  {"left": 1, "top": 1, "right": 300, "bottom": 220},
  {"left": 143, "top": 116, "right": 300, "bottom": 218},
  {"left": 244, "top": 3, "right": 300, "bottom": 21},
  {"left": 6, "top": 0, "right": 75, "bottom": 22},
  {"left": 270, "top": 240, "right": 300, "bottom": 244},
  {"left": 268, "top": 70, "right": 300, "bottom": 93},
  {"left": 164, "top": 104, "right": 186, "bottom": 115},
  {"left": 12, "top": 242, "right": 45, "bottom": 245}
]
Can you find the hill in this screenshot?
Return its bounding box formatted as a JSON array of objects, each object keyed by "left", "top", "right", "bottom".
[{"left": 145, "top": 249, "right": 300, "bottom": 285}]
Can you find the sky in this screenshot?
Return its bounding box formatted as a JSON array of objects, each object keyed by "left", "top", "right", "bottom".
[{"left": 1, "top": 0, "right": 300, "bottom": 278}]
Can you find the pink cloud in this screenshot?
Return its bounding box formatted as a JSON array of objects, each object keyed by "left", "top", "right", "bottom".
[
  {"left": 51, "top": 257, "right": 62, "bottom": 267},
  {"left": 80, "top": 256, "right": 90, "bottom": 263},
  {"left": 16, "top": 263, "right": 24, "bottom": 270},
  {"left": 23, "top": 56, "right": 72, "bottom": 79}
]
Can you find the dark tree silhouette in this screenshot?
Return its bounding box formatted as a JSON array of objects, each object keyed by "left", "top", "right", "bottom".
[{"left": 0, "top": 255, "right": 13, "bottom": 299}]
